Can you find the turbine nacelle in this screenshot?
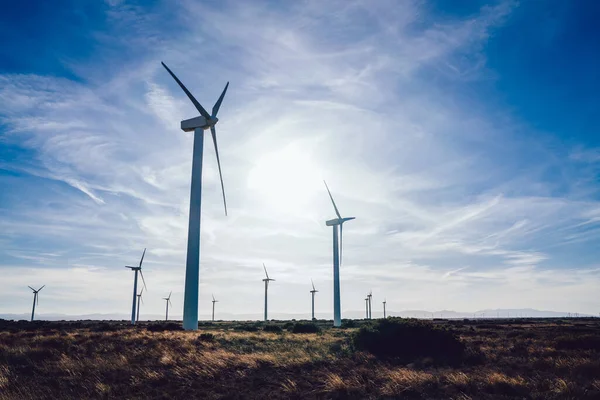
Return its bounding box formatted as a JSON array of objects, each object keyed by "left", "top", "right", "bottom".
[
  {"left": 181, "top": 116, "right": 218, "bottom": 132},
  {"left": 326, "top": 217, "right": 356, "bottom": 226}
]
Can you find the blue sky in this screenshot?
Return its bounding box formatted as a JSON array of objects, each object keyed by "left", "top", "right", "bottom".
[{"left": 1, "top": 0, "right": 599, "bottom": 318}]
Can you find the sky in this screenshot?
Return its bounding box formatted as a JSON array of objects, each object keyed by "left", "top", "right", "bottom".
[{"left": 1, "top": 0, "right": 599, "bottom": 319}]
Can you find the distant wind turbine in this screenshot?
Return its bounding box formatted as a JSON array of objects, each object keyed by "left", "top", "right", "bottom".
[
  {"left": 367, "top": 290, "right": 373, "bottom": 319},
  {"left": 125, "top": 248, "right": 148, "bottom": 325},
  {"left": 383, "top": 298, "right": 387, "bottom": 319},
  {"left": 163, "top": 291, "right": 172, "bottom": 321},
  {"left": 161, "top": 62, "right": 229, "bottom": 331},
  {"left": 28, "top": 285, "right": 45, "bottom": 321},
  {"left": 365, "top": 297, "right": 369, "bottom": 319},
  {"left": 324, "top": 181, "right": 355, "bottom": 327},
  {"left": 212, "top": 294, "right": 219, "bottom": 322},
  {"left": 310, "top": 279, "right": 318, "bottom": 321},
  {"left": 262, "top": 264, "right": 275, "bottom": 321},
  {"left": 136, "top": 287, "right": 145, "bottom": 323}
]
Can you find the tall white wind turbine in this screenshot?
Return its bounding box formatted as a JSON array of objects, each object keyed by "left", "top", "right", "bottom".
[
  {"left": 161, "top": 62, "right": 229, "bottom": 331},
  {"left": 262, "top": 263, "right": 275, "bottom": 321},
  {"left": 125, "top": 248, "right": 147, "bottom": 325},
  {"left": 136, "top": 287, "right": 144, "bottom": 323},
  {"left": 383, "top": 298, "right": 387, "bottom": 319},
  {"left": 163, "top": 291, "right": 172, "bottom": 321},
  {"left": 310, "top": 279, "right": 318, "bottom": 321},
  {"left": 324, "top": 181, "right": 355, "bottom": 327},
  {"left": 212, "top": 294, "right": 219, "bottom": 322},
  {"left": 28, "top": 285, "right": 45, "bottom": 321},
  {"left": 367, "top": 290, "right": 372, "bottom": 319}
]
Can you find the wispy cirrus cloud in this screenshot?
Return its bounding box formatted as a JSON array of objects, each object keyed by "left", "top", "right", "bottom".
[{"left": 0, "top": 0, "right": 599, "bottom": 317}]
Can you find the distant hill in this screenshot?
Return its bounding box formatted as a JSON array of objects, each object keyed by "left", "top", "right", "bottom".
[{"left": 0, "top": 308, "right": 594, "bottom": 322}]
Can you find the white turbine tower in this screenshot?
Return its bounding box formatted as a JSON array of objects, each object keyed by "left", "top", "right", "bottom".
[
  {"left": 125, "top": 248, "right": 147, "bottom": 325},
  {"left": 367, "top": 290, "right": 373, "bottom": 319},
  {"left": 136, "top": 287, "right": 145, "bottom": 323},
  {"left": 310, "top": 279, "right": 318, "bottom": 321},
  {"left": 212, "top": 294, "right": 219, "bottom": 322},
  {"left": 383, "top": 298, "right": 387, "bottom": 319},
  {"left": 324, "top": 181, "right": 355, "bottom": 327},
  {"left": 163, "top": 291, "right": 172, "bottom": 321},
  {"left": 364, "top": 297, "right": 369, "bottom": 319},
  {"left": 161, "top": 62, "right": 229, "bottom": 331},
  {"left": 262, "top": 264, "right": 275, "bottom": 321},
  {"left": 28, "top": 285, "right": 45, "bottom": 321}
]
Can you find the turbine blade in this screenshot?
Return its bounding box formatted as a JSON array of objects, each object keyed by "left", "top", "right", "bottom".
[
  {"left": 36, "top": 293, "right": 39, "bottom": 306},
  {"left": 323, "top": 181, "right": 342, "bottom": 220},
  {"left": 140, "top": 296, "right": 144, "bottom": 305},
  {"left": 311, "top": 279, "right": 315, "bottom": 291},
  {"left": 210, "top": 125, "right": 227, "bottom": 216},
  {"left": 38, "top": 285, "right": 45, "bottom": 292},
  {"left": 28, "top": 286, "right": 35, "bottom": 291},
  {"left": 139, "top": 248, "right": 146, "bottom": 268},
  {"left": 161, "top": 62, "right": 211, "bottom": 119},
  {"left": 139, "top": 270, "right": 148, "bottom": 291},
  {"left": 263, "top": 263, "right": 269, "bottom": 279},
  {"left": 169, "top": 299, "right": 172, "bottom": 307},
  {"left": 212, "top": 82, "right": 229, "bottom": 117},
  {"left": 212, "top": 294, "right": 215, "bottom": 302},
  {"left": 168, "top": 291, "right": 172, "bottom": 300}
]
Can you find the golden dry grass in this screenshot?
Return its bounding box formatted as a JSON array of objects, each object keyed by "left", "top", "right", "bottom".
[{"left": 0, "top": 319, "right": 599, "bottom": 399}]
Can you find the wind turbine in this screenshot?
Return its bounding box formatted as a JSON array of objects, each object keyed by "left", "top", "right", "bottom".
[
  {"left": 324, "top": 181, "right": 355, "bottom": 327},
  {"left": 212, "top": 294, "right": 219, "bottom": 322},
  {"left": 125, "top": 248, "right": 148, "bottom": 325},
  {"left": 136, "top": 287, "right": 145, "bottom": 323},
  {"left": 28, "top": 285, "right": 45, "bottom": 321},
  {"left": 364, "top": 297, "right": 369, "bottom": 319},
  {"left": 161, "top": 62, "right": 229, "bottom": 331},
  {"left": 262, "top": 263, "right": 275, "bottom": 321},
  {"left": 310, "top": 279, "right": 318, "bottom": 321},
  {"left": 367, "top": 290, "right": 373, "bottom": 319},
  {"left": 163, "top": 291, "right": 172, "bottom": 321},
  {"left": 383, "top": 298, "right": 387, "bottom": 319}
]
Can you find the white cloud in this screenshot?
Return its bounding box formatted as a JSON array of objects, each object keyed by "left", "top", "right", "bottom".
[{"left": 1, "top": 0, "right": 599, "bottom": 317}]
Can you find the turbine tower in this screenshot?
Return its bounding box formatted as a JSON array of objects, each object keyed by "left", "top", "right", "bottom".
[
  {"left": 324, "top": 181, "right": 355, "bottom": 327},
  {"left": 365, "top": 297, "right": 369, "bottom": 319},
  {"left": 262, "top": 263, "right": 275, "bottom": 321},
  {"left": 136, "top": 287, "right": 144, "bottom": 323},
  {"left": 367, "top": 290, "right": 373, "bottom": 319},
  {"left": 383, "top": 298, "right": 387, "bottom": 319},
  {"left": 212, "top": 294, "right": 218, "bottom": 322},
  {"left": 125, "top": 248, "right": 147, "bottom": 325},
  {"left": 28, "top": 285, "right": 45, "bottom": 321},
  {"left": 161, "top": 62, "right": 229, "bottom": 331},
  {"left": 310, "top": 279, "right": 318, "bottom": 321},
  {"left": 163, "top": 291, "right": 172, "bottom": 321}
]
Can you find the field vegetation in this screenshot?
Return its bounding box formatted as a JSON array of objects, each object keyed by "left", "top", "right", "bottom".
[{"left": 1, "top": 318, "right": 599, "bottom": 399}]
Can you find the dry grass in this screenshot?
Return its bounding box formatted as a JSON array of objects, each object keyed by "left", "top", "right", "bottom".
[{"left": 0, "top": 318, "right": 599, "bottom": 399}]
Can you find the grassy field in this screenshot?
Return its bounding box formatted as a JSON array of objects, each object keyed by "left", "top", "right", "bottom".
[{"left": 1, "top": 318, "right": 600, "bottom": 399}]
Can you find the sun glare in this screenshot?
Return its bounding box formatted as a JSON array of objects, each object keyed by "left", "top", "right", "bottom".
[{"left": 247, "top": 143, "right": 323, "bottom": 215}]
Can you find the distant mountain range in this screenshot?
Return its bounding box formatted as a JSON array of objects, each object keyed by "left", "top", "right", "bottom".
[{"left": 1, "top": 308, "right": 595, "bottom": 322}]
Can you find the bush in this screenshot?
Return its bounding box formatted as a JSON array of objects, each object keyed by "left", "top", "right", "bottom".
[
  {"left": 555, "top": 335, "right": 600, "bottom": 351},
  {"left": 146, "top": 322, "right": 183, "bottom": 332},
  {"left": 341, "top": 319, "right": 357, "bottom": 328},
  {"left": 234, "top": 324, "right": 260, "bottom": 332},
  {"left": 198, "top": 333, "right": 215, "bottom": 342},
  {"left": 263, "top": 324, "right": 283, "bottom": 333},
  {"left": 352, "top": 318, "right": 465, "bottom": 364},
  {"left": 291, "top": 322, "right": 321, "bottom": 334},
  {"left": 282, "top": 322, "right": 294, "bottom": 331}
]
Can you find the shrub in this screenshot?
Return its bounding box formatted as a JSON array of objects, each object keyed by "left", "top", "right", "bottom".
[
  {"left": 291, "top": 322, "right": 321, "bottom": 334},
  {"left": 555, "top": 335, "right": 600, "bottom": 351},
  {"left": 234, "top": 324, "right": 259, "bottom": 332},
  {"left": 282, "top": 322, "right": 294, "bottom": 331},
  {"left": 341, "top": 319, "right": 357, "bottom": 328},
  {"left": 351, "top": 318, "right": 465, "bottom": 364},
  {"left": 146, "top": 322, "right": 183, "bottom": 332},
  {"left": 263, "top": 324, "right": 283, "bottom": 333},
  {"left": 198, "top": 333, "right": 215, "bottom": 342}
]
